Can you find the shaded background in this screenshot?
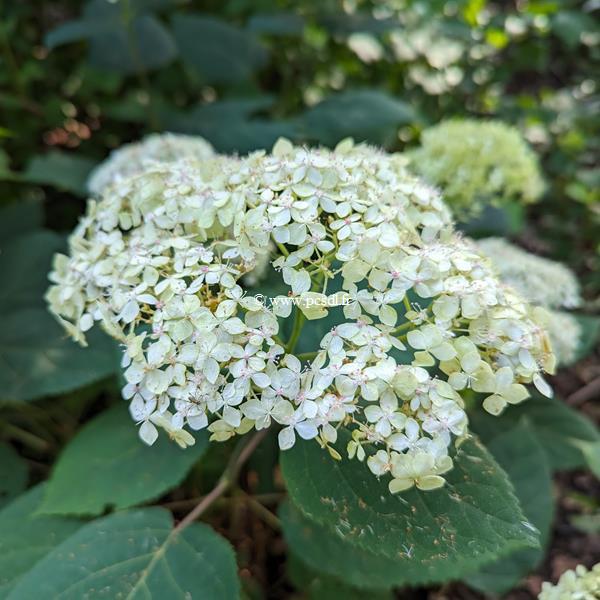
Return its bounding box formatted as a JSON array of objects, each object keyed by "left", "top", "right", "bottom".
[{"left": 0, "top": 0, "right": 598, "bottom": 598}]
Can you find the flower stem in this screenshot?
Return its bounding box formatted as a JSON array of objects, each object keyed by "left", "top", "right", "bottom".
[
  {"left": 2, "top": 423, "right": 51, "bottom": 452},
  {"left": 174, "top": 429, "right": 268, "bottom": 532},
  {"left": 391, "top": 320, "right": 415, "bottom": 335},
  {"left": 275, "top": 242, "right": 289, "bottom": 257},
  {"left": 239, "top": 490, "right": 281, "bottom": 530},
  {"left": 285, "top": 307, "right": 305, "bottom": 354}
]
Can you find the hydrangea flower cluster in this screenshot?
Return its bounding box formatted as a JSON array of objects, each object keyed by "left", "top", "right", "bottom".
[
  {"left": 47, "top": 137, "right": 555, "bottom": 495},
  {"left": 409, "top": 119, "right": 545, "bottom": 217},
  {"left": 538, "top": 563, "right": 600, "bottom": 600},
  {"left": 477, "top": 237, "right": 582, "bottom": 365},
  {"left": 87, "top": 133, "right": 215, "bottom": 196},
  {"left": 389, "top": 27, "right": 466, "bottom": 95}
]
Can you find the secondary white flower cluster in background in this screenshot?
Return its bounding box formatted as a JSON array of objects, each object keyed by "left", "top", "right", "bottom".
[
  {"left": 477, "top": 237, "right": 582, "bottom": 365},
  {"left": 47, "top": 134, "right": 556, "bottom": 495},
  {"left": 538, "top": 563, "right": 600, "bottom": 600},
  {"left": 408, "top": 119, "right": 545, "bottom": 218},
  {"left": 87, "top": 133, "right": 215, "bottom": 196}
]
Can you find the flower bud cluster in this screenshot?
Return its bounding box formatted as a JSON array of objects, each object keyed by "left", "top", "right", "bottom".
[
  {"left": 47, "top": 137, "right": 555, "bottom": 494},
  {"left": 409, "top": 119, "right": 545, "bottom": 217},
  {"left": 87, "top": 133, "right": 215, "bottom": 196},
  {"left": 477, "top": 237, "right": 582, "bottom": 365}
]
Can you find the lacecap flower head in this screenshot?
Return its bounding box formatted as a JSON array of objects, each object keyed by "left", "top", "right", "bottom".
[
  {"left": 87, "top": 133, "right": 215, "bottom": 196},
  {"left": 408, "top": 119, "right": 545, "bottom": 218},
  {"left": 47, "top": 138, "right": 555, "bottom": 496}
]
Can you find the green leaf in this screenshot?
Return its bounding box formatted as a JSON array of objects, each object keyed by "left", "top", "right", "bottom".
[
  {"left": 465, "top": 422, "right": 554, "bottom": 595},
  {"left": 301, "top": 90, "right": 417, "bottom": 147},
  {"left": 0, "top": 443, "right": 28, "bottom": 509},
  {"left": 22, "top": 151, "right": 98, "bottom": 196},
  {"left": 45, "top": 18, "right": 116, "bottom": 48},
  {"left": 286, "top": 552, "right": 394, "bottom": 600},
  {"left": 8, "top": 508, "right": 240, "bottom": 599},
  {"left": 172, "top": 14, "right": 268, "bottom": 84},
  {"left": 573, "top": 315, "right": 600, "bottom": 362},
  {"left": 162, "top": 98, "right": 298, "bottom": 154},
  {"left": 552, "top": 11, "right": 597, "bottom": 49},
  {"left": 0, "top": 149, "right": 15, "bottom": 179},
  {"left": 574, "top": 440, "right": 600, "bottom": 478},
  {"left": 280, "top": 435, "right": 538, "bottom": 585},
  {"left": 0, "top": 485, "right": 83, "bottom": 596},
  {"left": 0, "top": 199, "right": 43, "bottom": 242},
  {"left": 458, "top": 201, "right": 525, "bottom": 236},
  {"left": 87, "top": 15, "right": 177, "bottom": 74},
  {"left": 0, "top": 308, "right": 118, "bottom": 403},
  {"left": 287, "top": 548, "right": 393, "bottom": 599},
  {"left": 306, "top": 577, "right": 391, "bottom": 600},
  {"left": 571, "top": 512, "right": 600, "bottom": 535},
  {"left": 247, "top": 13, "right": 305, "bottom": 36},
  {"left": 282, "top": 501, "right": 417, "bottom": 591},
  {"left": 0, "top": 230, "right": 65, "bottom": 312},
  {"left": 470, "top": 393, "right": 600, "bottom": 473},
  {"left": 319, "top": 13, "right": 398, "bottom": 35},
  {"left": 45, "top": 0, "right": 177, "bottom": 74},
  {"left": 40, "top": 404, "right": 208, "bottom": 516}
]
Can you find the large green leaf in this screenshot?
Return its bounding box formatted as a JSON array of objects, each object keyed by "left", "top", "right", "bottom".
[
  {"left": 573, "top": 314, "right": 600, "bottom": 363},
  {"left": 0, "top": 230, "right": 64, "bottom": 312},
  {"left": 282, "top": 501, "right": 418, "bottom": 590},
  {"left": 0, "top": 199, "right": 43, "bottom": 242},
  {"left": 0, "top": 443, "right": 28, "bottom": 509},
  {"left": 301, "top": 90, "right": 417, "bottom": 147},
  {"left": 40, "top": 405, "right": 209, "bottom": 516},
  {"left": 162, "top": 97, "right": 298, "bottom": 154},
  {"left": 0, "top": 485, "right": 83, "bottom": 597},
  {"left": 0, "top": 308, "right": 118, "bottom": 403},
  {"left": 87, "top": 14, "right": 177, "bottom": 74},
  {"left": 172, "top": 14, "right": 268, "bottom": 84},
  {"left": 470, "top": 393, "right": 600, "bottom": 473},
  {"left": 8, "top": 508, "right": 240, "bottom": 599},
  {"left": 465, "top": 422, "right": 554, "bottom": 595},
  {"left": 247, "top": 13, "right": 305, "bottom": 36},
  {"left": 458, "top": 201, "right": 525, "bottom": 236},
  {"left": 319, "top": 13, "right": 399, "bottom": 35},
  {"left": 280, "top": 435, "right": 538, "bottom": 585},
  {"left": 286, "top": 550, "right": 392, "bottom": 599},
  {"left": 45, "top": 0, "right": 177, "bottom": 74},
  {"left": 22, "top": 151, "right": 97, "bottom": 196}
]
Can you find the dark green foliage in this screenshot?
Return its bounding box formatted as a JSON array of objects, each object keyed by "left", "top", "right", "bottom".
[{"left": 281, "top": 435, "right": 538, "bottom": 585}]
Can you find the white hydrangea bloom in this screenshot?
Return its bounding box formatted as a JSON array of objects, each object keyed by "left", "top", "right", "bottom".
[
  {"left": 409, "top": 119, "right": 545, "bottom": 218},
  {"left": 390, "top": 27, "right": 466, "bottom": 95},
  {"left": 87, "top": 133, "right": 214, "bottom": 196},
  {"left": 477, "top": 238, "right": 581, "bottom": 309},
  {"left": 47, "top": 138, "right": 555, "bottom": 496},
  {"left": 538, "top": 563, "right": 600, "bottom": 600},
  {"left": 476, "top": 238, "right": 582, "bottom": 366},
  {"left": 544, "top": 310, "right": 582, "bottom": 366}
]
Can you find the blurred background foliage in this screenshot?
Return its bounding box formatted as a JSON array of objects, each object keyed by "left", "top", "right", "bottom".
[{"left": 1, "top": 0, "right": 598, "bottom": 295}]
